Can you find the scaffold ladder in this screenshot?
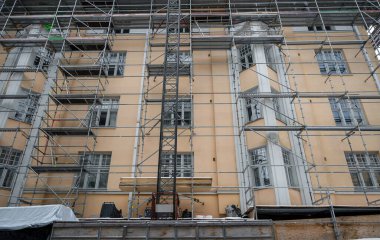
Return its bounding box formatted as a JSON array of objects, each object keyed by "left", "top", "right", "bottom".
[{"left": 154, "top": 0, "right": 181, "bottom": 219}]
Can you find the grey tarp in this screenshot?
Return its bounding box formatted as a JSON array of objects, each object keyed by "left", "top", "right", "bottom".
[{"left": 0, "top": 204, "right": 78, "bottom": 230}]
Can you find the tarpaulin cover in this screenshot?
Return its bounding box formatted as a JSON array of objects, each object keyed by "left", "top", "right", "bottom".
[{"left": 0, "top": 205, "right": 78, "bottom": 230}]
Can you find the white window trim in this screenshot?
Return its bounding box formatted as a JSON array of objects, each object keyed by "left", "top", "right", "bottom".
[
  {"left": 168, "top": 51, "right": 192, "bottom": 65},
  {"left": 79, "top": 152, "right": 111, "bottom": 190},
  {"left": 105, "top": 52, "right": 126, "bottom": 77},
  {"left": 345, "top": 152, "right": 380, "bottom": 191},
  {"left": 264, "top": 45, "right": 277, "bottom": 72},
  {"left": 164, "top": 99, "right": 192, "bottom": 127},
  {"left": 282, "top": 147, "right": 299, "bottom": 188},
  {"left": 10, "top": 88, "right": 40, "bottom": 124},
  {"left": 91, "top": 98, "right": 119, "bottom": 127},
  {"left": 249, "top": 146, "right": 272, "bottom": 187},
  {"left": 244, "top": 87, "right": 287, "bottom": 123},
  {"left": 161, "top": 153, "right": 193, "bottom": 178},
  {"left": 238, "top": 44, "right": 254, "bottom": 72},
  {"left": 316, "top": 49, "right": 349, "bottom": 75},
  {"left": 0, "top": 147, "right": 22, "bottom": 188},
  {"left": 329, "top": 98, "right": 366, "bottom": 126}
]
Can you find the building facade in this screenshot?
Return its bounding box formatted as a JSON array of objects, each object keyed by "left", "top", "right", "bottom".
[{"left": 0, "top": 1, "right": 379, "bottom": 220}]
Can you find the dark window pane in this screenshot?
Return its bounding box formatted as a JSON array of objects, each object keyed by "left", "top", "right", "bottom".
[{"left": 98, "top": 111, "right": 107, "bottom": 126}]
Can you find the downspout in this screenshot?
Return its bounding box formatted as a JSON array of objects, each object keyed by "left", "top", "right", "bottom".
[{"left": 127, "top": 31, "right": 149, "bottom": 218}]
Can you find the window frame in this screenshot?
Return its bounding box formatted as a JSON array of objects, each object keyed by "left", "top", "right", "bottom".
[
  {"left": 238, "top": 44, "right": 255, "bottom": 72},
  {"left": 10, "top": 88, "right": 40, "bottom": 124},
  {"left": 249, "top": 146, "right": 272, "bottom": 187},
  {"left": 79, "top": 152, "right": 111, "bottom": 190},
  {"left": 308, "top": 25, "right": 333, "bottom": 32},
  {"left": 106, "top": 52, "right": 126, "bottom": 77},
  {"left": 345, "top": 152, "right": 380, "bottom": 191},
  {"left": 281, "top": 147, "right": 299, "bottom": 188},
  {"left": 0, "top": 147, "right": 22, "bottom": 188},
  {"left": 264, "top": 45, "right": 277, "bottom": 72},
  {"left": 315, "top": 49, "right": 349, "bottom": 75},
  {"left": 245, "top": 87, "right": 287, "bottom": 123},
  {"left": 91, "top": 98, "right": 119, "bottom": 128},
  {"left": 163, "top": 98, "right": 192, "bottom": 127},
  {"left": 167, "top": 51, "right": 192, "bottom": 65},
  {"left": 328, "top": 98, "right": 366, "bottom": 126},
  {"left": 161, "top": 153, "right": 193, "bottom": 178}
]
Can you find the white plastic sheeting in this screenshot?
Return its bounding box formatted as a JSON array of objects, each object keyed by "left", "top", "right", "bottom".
[{"left": 0, "top": 205, "right": 78, "bottom": 230}]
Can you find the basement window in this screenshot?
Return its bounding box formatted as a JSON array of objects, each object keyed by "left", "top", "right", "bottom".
[
  {"left": 10, "top": 88, "right": 40, "bottom": 124},
  {"left": 315, "top": 49, "right": 349, "bottom": 74},
  {"left": 163, "top": 99, "right": 191, "bottom": 127},
  {"left": 79, "top": 152, "right": 111, "bottom": 189},
  {"left": 345, "top": 152, "right": 380, "bottom": 191},
  {"left": 329, "top": 98, "right": 366, "bottom": 126},
  {"left": 91, "top": 98, "right": 119, "bottom": 127},
  {"left": 0, "top": 147, "right": 22, "bottom": 188},
  {"left": 161, "top": 153, "right": 193, "bottom": 178}
]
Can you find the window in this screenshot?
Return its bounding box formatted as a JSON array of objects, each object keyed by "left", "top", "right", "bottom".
[
  {"left": 114, "top": 29, "right": 130, "bottom": 34},
  {"left": 249, "top": 147, "right": 271, "bottom": 187},
  {"left": 167, "top": 51, "right": 192, "bottom": 65},
  {"left": 79, "top": 152, "right": 111, "bottom": 189},
  {"left": 282, "top": 148, "right": 298, "bottom": 187},
  {"left": 163, "top": 99, "right": 191, "bottom": 127},
  {"left": 106, "top": 52, "right": 126, "bottom": 76},
  {"left": 33, "top": 48, "right": 53, "bottom": 73},
  {"left": 345, "top": 152, "right": 380, "bottom": 190},
  {"left": 168, "top": 27, "right": 189, "bottom": 33},
  {"left": 91, "top": 98, "right": 119, "bottom": 127},
  {"left": 329, "top": 98, "right": 365, "bottom": 126},
  {"left": 264, "top": 45, "right": 276, "bottom": 71},
  {"left": 308, "top": 25, "right": 332, "bottom": 32},
  {"left": 316, "top": 50, "right": 349, "bottom": 74},
  {"left": 239, "top": 44, "right": 254, "bottom": 71},
  {"left": 0, "top": 147, "right": 22, "bottom": 188},
  {"left": 11, "top": 88, "right": 40, "bottom": 124},
  {"left": 161, "top": 153, "right": 193, "bottom": 177},
  {"left": 245, "top": 87, "right": 286, "bottom": 123}
]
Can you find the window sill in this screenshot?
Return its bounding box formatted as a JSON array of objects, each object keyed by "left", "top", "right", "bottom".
[
  {"left": 293, "top": 30, "right": 353, "bottom": 33},
  {"left": 106, "top": 75, "right": 125, "bottom": 78},
  {"left": 0, "top": 186, "right": 11, "bottom": 191},
  {"left": 78, "top": 188, "right": 108, "bottom": 192},
  {"left": 319, "top": 73, "right": 353, "bottom": 76},
  {"left": 8, "top": 117, "right": 32, "bottom": 125},
  {"left": 163, "top": 125, "right": 192, "bottom": 129},
  {"left": 335, "top": 123, "right": 368, "bottom": 127},
  {"left": 335, "top": 190, "right": 380, "bottom": 194},
  {"left": 245, "top": 117, "right": 287, "bottom": 126}
]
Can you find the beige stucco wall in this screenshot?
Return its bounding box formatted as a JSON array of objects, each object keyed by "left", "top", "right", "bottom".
[{"left": 0, "top": 25, "right": 379, "bottom": 218}]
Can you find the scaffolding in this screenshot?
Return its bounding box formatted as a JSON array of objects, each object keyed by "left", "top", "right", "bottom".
[{"left": 0, "top": 0, "right": 379, "bottom": 237}]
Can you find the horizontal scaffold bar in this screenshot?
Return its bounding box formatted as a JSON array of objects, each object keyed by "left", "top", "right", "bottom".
[
  {"left": 244, "top": 125, "right": 380, "bottom": 131},
  {"left": 239, "top": 92, "right": 380, "bottom": 99}
]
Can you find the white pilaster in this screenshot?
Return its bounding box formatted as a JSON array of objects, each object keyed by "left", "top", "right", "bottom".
[
  {"left": 273, "top": 47, "right": 314, "bottom": 205},
  {"left": 251, "top": 22, "right": 291, "bottom": 205}
]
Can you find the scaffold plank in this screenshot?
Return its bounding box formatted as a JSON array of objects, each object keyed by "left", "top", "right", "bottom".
[
  {"left": 51, "top": 94, "right": 101, "bottom": 105},
  {"left": 41, "top": 127, "right": 95, "bottom": 136}
]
